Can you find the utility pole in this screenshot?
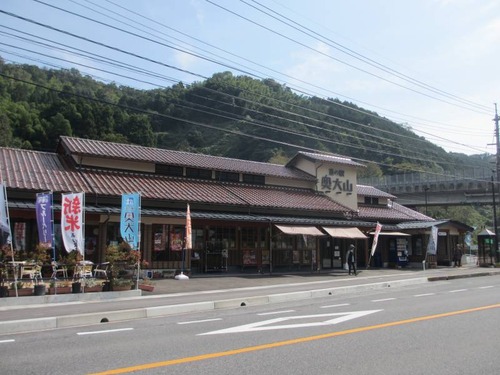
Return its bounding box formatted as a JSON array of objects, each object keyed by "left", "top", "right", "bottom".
[
  {"left": 494, "top": 104, "right": 500, "bottom": 263},
  {"left": 495, "top": 103, "right": 500, "bottom": 182}
]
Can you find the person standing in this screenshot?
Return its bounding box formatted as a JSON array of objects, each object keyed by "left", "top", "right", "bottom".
[
  {"left": 347, "top": 244, "right": 357, "bottom": 276},
  {"left": 454, "top": 245, "right": 463, "bottom": 267}
]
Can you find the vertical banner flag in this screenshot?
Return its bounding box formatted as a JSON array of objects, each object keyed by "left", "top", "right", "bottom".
[
  {"left": 0, "top": 182, "right": 12, "bottom": 247},
  {"left": 36, "top": 192, "right": 53, "bottom": 248},
  {"left": 121, "top": 193, "right": 140, "bottom": 250},
  {"left": 427, "top": 226, "right": 438, "bottom": 255},
  {"left": 61, "top": 192, "right": 84, "bottom": 254},
  {"left": 371, "top": 222, "right": 382, "bottom": 256},
  {"left": 14, "top": 222, "right": 26, "bottom": 250},
  {"left": 185, "top": 203, "right": 192, "bottom": 250}
]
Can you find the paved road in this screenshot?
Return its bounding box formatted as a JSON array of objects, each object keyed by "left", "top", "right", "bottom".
[{"left": 1, "top": 265, "right": 499, "bottom": 335}]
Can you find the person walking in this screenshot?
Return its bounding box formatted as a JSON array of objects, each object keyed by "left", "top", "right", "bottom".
[{"left": 347, "top": 244, "right": 357, "bottom": 276}]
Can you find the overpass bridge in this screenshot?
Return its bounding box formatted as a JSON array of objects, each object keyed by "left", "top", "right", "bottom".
[{"left": 359, "top": 169, "right": 496, "bottom": 208}]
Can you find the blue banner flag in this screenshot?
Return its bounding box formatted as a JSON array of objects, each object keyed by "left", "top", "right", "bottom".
[
  {"left": 120, "top": 193, "right": 141, "bottom": 250},
  {"left": 35, "top": 192, "right": 53, "bottom": 248}
]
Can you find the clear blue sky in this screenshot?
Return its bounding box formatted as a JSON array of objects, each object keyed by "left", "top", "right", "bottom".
[{"left": 1, "top": 0, "right": 499, "bottom": 156}]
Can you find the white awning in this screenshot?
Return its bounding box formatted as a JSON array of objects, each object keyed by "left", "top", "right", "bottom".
[
  {"left": 369, "top": 231, "right": 410, "bottom": 236},
  {"left": 322, "top": 227, "right": 368, "bottom": 239},
  {"left": 275, "top": 225, "right": 324, "bottom": 236}
]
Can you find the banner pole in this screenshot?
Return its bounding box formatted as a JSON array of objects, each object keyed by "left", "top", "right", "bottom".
[{"left": 1, "top": 180, "right": 17, "bottom": 297}]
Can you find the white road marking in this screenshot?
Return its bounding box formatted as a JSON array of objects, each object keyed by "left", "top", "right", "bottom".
[
  {"left": 371, "top": 298, "right": 396, "bottom": 302},
  {"left": 200, "top": 310, "right": 382, "bottom": 335},
  {"left": 479, "top": 286, "right": 494, "bottom": 289},
  {"left": 0, "top": 339, "right": 15, "bottom": 344},
  {"left": 77, "top": 328, "right": 134, "bottom": 336},
  {"left": 320, "top": 303, "right": 350, "bottom": 309},
  {"left": 449, "top": 289, "right": 467, "bottom": 293},
  {"left": 258, "top": 310, "right": 295, "bottom": 316},
  {"left": 414, "top": 293, "right": 435, "bottom": 297},
  {"left": 178, "top": 318, "right": 222, "bottom": 325}
]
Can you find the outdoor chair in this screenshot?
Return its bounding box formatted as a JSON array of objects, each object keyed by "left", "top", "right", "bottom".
[
  {"left": 93, "top": 262, "right": 110, "bottom": 280},
  {"left": 50, "top": 261, "right": 68, "bottom": 279},
  {"left": 20, "top": 263, "right": 43, "bottom": 282},
  {"left": 73, "top": 261, "right": 94, "bottom": 280}
]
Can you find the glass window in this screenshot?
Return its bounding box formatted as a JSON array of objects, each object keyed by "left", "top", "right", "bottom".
[
  {"left": 274, "top": 233, "right": 294, "bottom": 250},
  {"left": 215, "top": 171, "right": 239, "bottom": 182},
  {"left": 364, "top": 197, "right": 379, "bottom": 205},
  {"left": 155, "top": 164, "right": 183, "bottom": 177},
  {"left": 186, "top": 168, "right": 212, "bottom": 180},
  {"left": 242, "top": 174, "right": 265, "bottom": 185},
  {"left": 241, "top": 227, "right": 257, "bottom": 248},
  {"left": 297, "top": 235, "right": 316, "bottom": 250}
]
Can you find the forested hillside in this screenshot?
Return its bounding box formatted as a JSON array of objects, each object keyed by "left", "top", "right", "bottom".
[
  {"left": 0, "top": 58, "right": 491, "bottom": 178},
  {"left": 0, "top": 58, "right": 496, "bottom": 232}
]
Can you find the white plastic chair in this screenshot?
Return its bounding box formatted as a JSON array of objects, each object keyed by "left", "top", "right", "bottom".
[{"left": 93, "top": 262, "right": 110, "bottom": 279}]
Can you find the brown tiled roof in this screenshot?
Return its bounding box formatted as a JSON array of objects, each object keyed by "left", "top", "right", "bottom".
[
  {"left": 357, "top": 201, "right": 434, "bottom": 222},
  {"left": 1, "top": 145, "right": 430, "bottom": 222},
  {"left": 357, "top": 185, "right": 396, "bottom": 199},
  {"left": 81, "top": 168, "right": 350, "bottom": 212},
  {"left": 59, "top": 136, "right": 316, "bottom": 181},
  {"left": 286, "top": 151, "right": 366, "bottom": 168},
  {"left": 391, "top": 202, "right": 434, "bottom": 221},
  {"left": 0, "top": 147, "right": 88, "bottom": 193}
]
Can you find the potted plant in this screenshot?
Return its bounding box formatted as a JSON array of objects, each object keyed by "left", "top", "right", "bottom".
[
  {"left": 48, "top": 280, "right": 72, "bottom": 294},
  {"left": 138, "top": 276, "right": 155, "bottom": 292},
  {"left": 82, "top": 278, "right": 103, "bottom": 292},
  {"left": 10, "top": 281, "right": 33, "bottom": 296},
  {"left": 112, "top": 277, "right": 133, "bottom": 291},
  {"left": 105, "top": 242, "right": 138, "bottom": 291},
  {"left": 31, "top": 244, "right": 48, "bottom": 296},
  {"left": 0, "top": 246, "right": 9, "bottom": 297},
  {"left": 33, "top": 281, "right": 46, "bottom": 296}
]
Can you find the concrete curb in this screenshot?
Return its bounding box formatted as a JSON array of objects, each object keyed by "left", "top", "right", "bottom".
[
  {"left": 0, "top": 290, "right": 142, "bottom": 307},
  {"left": 0, "top": 277, "right": 430, "bottom": 335},
  {"left": 427, "top": 271, "right": 499, "bottom": 282}
]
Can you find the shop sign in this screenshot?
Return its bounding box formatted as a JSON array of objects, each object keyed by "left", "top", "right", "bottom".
[{"left": 320, "top": 168, "right": 353, "bottom": 195}]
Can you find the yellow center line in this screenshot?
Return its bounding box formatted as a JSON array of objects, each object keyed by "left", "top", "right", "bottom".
[{"left": 89, "top": 303, "right": 500, "bottom": 375}]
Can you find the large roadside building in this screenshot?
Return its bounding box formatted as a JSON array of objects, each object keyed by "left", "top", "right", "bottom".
[{"left": 0, "top": 136, "right": 472, "bottom": 275}]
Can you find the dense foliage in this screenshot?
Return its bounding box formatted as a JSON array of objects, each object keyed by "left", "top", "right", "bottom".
[
  {"left": 0, "top": 58, "right": 494, "bottom": 235},
  {"left": 0, "top": 58, "right": 491, "bottom": 175}
]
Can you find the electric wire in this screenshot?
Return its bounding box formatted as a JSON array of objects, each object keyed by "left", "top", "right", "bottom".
[
  {"left": 2, "top": 70, "right": 495, "bottom": 186},
  {"left": 205, "top": 0, "right": 491, "bottom": 116},
  {"left": 0, "top": 27, "right": 489, "bottom": 167},
  {"left": 24, "top": 0, "right": 492, "bottom": 154},
  {"left": 0, "top": 4, "right": 492, "bottom": 160}
]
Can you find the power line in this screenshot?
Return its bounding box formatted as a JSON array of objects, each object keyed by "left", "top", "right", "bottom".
[
  {"left": 0, "top": 23, "right": 489, "bottom": 166},
  {"left": 0, "top": 3, "right": 493, "bottom": 157},
  {"left": 21, "top": 0, "right": 492, "bottom": 155},
  {"left": 3, "top": 70, "right": 493, "bottom": 182},
  {"left": 205, "top": 0, "right": 491, "bottom": 116},
  {"left": 243, "top": 0, "right": 490, "bottom": 113}
]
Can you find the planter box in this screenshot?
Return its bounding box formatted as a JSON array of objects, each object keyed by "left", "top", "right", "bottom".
[
  {"left": 112, "top": 285, "right": 132, "bottom": 291},
  {"left": 48, "top": 286, "right": 72, "bottom": 295},
  {"left": 11, "top": 288, "right": 33, "bottom": 296},
  {"left": 84, "top": 286, "right": 103, "bottom": 293},
  {"left": 138, "top": 284, "right": 154, "bottom": 292}
]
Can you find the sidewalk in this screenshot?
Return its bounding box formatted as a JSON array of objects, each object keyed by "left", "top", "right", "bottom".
[{"left": 1, "top": 265, "right": 499, "bottom": 335}]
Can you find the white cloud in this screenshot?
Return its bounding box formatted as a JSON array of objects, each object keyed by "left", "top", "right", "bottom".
[
  {"left": 285, "top": 42, "right": 343, "bottom": 84},
  {"left": 174, "top": 50, "right": 198, "bottom": 70}
]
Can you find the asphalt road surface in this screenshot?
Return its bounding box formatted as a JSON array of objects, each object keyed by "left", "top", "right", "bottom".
[{"left": 2, "top": 275, "right": 500, "bottom": 375}]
